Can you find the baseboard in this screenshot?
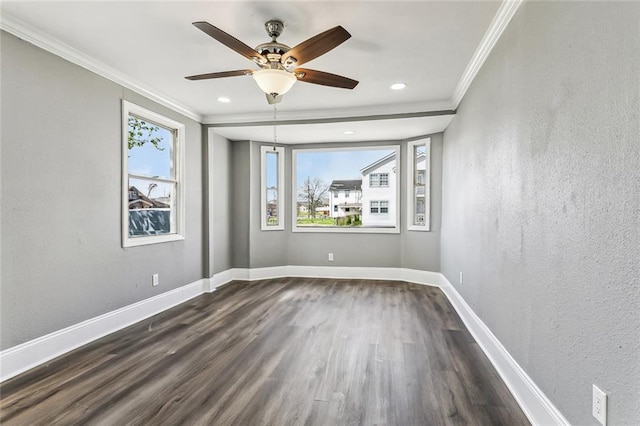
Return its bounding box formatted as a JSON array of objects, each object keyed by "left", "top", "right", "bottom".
[
  {"left": 207, "top": 268, "right": 235, "bottom": 291},
  {"left": 212, "top": 265, "right": 442, "bottom": 287},
  {"left": 0, "top": 279, "right": 206, "bottom": 382},
  {"left": 438, "top": 275, "right": 570, "bottom": 426}
]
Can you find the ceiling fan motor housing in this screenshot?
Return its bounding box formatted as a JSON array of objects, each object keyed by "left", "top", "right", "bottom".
[
  {"left": 256, "top": 20, "right": 296, "bottom": 69},
  {"left": 265, "top": 20, "right": 284, "bottom": 40}
]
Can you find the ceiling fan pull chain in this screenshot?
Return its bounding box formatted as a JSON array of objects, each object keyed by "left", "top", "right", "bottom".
[{"left": 273, "top": 104, "right": 278, "bottom": 150}]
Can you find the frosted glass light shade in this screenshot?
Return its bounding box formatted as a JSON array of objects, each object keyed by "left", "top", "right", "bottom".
[{"left": 252, "top": 69, "right": 297, "bottom": 96}]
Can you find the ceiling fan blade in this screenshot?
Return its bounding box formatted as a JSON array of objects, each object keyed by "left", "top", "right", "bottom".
[
  {"left": 192, "top": 21, "right": 266, "bottom": 63},
  {"left": 282, "top": 26, "right": 351, "bottom": 66},
  {"left": 266, "top": 93, "right": 283, "bottom": 104},
  {"left": 294, "top": 68, "right": 359, "bottom": 89},
  {"left": 185, "top": 70, "right": 254, "bottom": 81}
]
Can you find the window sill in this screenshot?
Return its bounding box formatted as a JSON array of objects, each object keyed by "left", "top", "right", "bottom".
[
  {"left": 123, "top": 233, "right": 185, "bottom": 248},
  {"left": 292, "top": 226, "right": 399, "bottom": 234}
]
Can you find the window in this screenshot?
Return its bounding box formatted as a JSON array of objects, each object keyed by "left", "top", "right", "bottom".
[
  {"left": 370, "top": 200, "right": 389, "bottom": 214},
  {"left": 122, "top": 101, "right": 185, "bottom": 247},
  {"left": 407, "top": 138, "right": 431, "bottom": 231},
  {"left": 292, "top": 145, "right": 399, "bottom": 233},
  {"left": 370, "top": 173, "right": 389, "bottom": 188},
  {"left": 261, "top": 146, "right": 285, "bottom": 230}
]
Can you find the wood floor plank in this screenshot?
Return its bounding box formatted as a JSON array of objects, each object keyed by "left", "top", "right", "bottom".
[{"left": 0, "top": 278, "right": 529, "bottom": 425}]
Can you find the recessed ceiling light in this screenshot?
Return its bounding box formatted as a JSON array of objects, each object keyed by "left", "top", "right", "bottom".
[
  {"left": 217, "top": 97, "right": 231, "bottom": 103},
  {"left": 343, "top": 130, "right": 355, "bottom": 135},
  {"left": 390, "top": 82, "right": 407, "bottom": 90}
]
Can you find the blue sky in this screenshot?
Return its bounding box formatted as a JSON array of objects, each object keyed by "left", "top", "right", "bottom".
[
  {"left": 128, "top": 126, "right": 173, "bottom": 179},
  {"left": 128, "top": 125, "right": 173, "bottom": 199},
  {"left": 295, "top": 148, "right": 395, "bottom": 190}
]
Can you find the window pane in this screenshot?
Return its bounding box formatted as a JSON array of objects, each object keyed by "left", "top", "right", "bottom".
[
  {"left": 295, "top": 147, "right": 397, "bottom": 230},
  {"left": 128, "top": 115, "right": 174, "bottom": 179},
  {"left": 128, "top": 177, "right": 175, "bottom": 237},
  {"left": 265, "top": 151, "right": 279, "bottom": 226},
  {"left": 411, "top": 141, "right": 428, "bottom": 227}
]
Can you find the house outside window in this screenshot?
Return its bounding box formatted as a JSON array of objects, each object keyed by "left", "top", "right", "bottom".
[
  {"left": 293, "top": 146, "right": 399, "bottom": 233},
  {"left": 407, "top": 138, "right": 431, "bottom": 231},
  {"left": 360, "top": 151, "right": 398, "bottom": 228},
  {"left": 122, "top": 101, "right": 185, "bottom": 247},
  {"left": 261, "top": 146, "right": 285, "bottom": 230}
]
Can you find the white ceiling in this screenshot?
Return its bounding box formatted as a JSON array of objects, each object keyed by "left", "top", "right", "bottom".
[{"left": 1, "top": 1, "right": 506, "bottom": 143}]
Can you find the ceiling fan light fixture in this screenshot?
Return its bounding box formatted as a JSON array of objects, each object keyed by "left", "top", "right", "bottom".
[{"left": 252, "top": 69, "right": 297, "bottom": 96}]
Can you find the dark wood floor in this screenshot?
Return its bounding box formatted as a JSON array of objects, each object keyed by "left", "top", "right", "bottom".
[{"left": 0, "top": 278, "right": 529, "bottom": 425}]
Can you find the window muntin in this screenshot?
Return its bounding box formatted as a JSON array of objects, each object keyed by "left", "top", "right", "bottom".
[
  {"left": 122, "top": 101, "right": 185, "bottom": 247},
  {"left": 261, "top": 146, "right": 285, "bottom": 230},
  {"left": 292, "top": 146, "right": 400, "bottom": 233},
  {"left": 407, "top": 138, "right": 431, "bottom": 231}
]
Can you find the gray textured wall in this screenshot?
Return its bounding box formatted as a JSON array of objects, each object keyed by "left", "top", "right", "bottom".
[
  {"left": 230, "top": 141, "right": 251, "bottom": 268},
  {"left": 208, "top": 131, "right": 232, "bottom": 275},
  {"left": 1, "top": 32, "right": 204, "bottom": 350},
  {"left": 236, "top": 136, "right": 442, "bottom": 270},
  {"left": 440, "top": 2, "right": 639, "bottom": 424}
]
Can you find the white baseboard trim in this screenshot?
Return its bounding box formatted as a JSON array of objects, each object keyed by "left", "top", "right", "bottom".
[
  {"left": 207, "top": 268, "right": 235, "bottom": 291},
  {"left": 438, "top": 275, "right": 570, "bottom": 426},
  {"left": 0, "top": 279, "right": 206, "bottom": 382},
  {"left": 211, "top": 265, "right": 442, "bottom": 287}
]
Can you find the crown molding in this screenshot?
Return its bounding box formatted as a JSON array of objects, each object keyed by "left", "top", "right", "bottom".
[
  {"left": 202, "top": 100, "right": 455, "bottom": 125},
  {"left": 0, "top": 13, "right": 203, "bottom": 123},
  {"left": 451, "top": 0, "right": 524, "bottom": 108}
]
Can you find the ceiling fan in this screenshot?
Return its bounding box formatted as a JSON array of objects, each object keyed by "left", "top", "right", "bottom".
[{"left": 185, "top": 20, "right": 359, "bottom": 104}]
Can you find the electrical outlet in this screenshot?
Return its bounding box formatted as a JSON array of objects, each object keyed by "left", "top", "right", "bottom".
[
  {"left": 328, "top": 253, "right": 334, "bottom": 262},
  {"left": 152, "top": 273, "right": 159, "bottom": 287},
  {"left": 592, "top": 384, "right": 607, "bottom": 425},
  {"left": 459, "top": 272, "right": 463, "bottom": 285}
]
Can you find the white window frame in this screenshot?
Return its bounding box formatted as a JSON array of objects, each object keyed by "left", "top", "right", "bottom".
[
  {"left": 122, "top": 101, "right": 185, "bottom": 247},
  {"left": 292, "top": 145, "right": 400, "bottom": 234},
  {"left": 407, "top": 138, "right": 431, "bottom": 231},
  {"left": 261, "top": 146, "right": 285, "bottom": 231}
]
